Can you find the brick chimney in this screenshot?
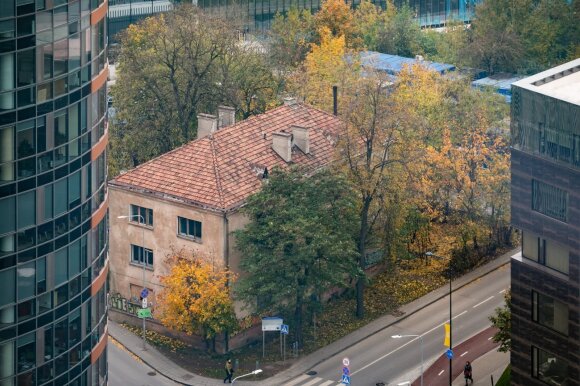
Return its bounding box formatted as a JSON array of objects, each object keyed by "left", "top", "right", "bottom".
[
  {"left": 291, "top": 125, "right": 309, "bottom": 154},
  {"left": 272, "top": 131, "right": 293, "bottom": 162},
  {"left": 197, "top": 113, "right": 217, "bottom": 139},
  {"left": 218, "top": 105, "right": 236, "bottom": 128}
]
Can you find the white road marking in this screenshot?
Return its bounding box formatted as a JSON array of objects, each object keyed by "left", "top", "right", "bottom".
[
  {"left": 460, "top": 351, "right": 468, "bottom": 357},
  {"left": 488, "top": 337, "right": 492, "bottom": 340},
  {"left": 317, "top": 381, "right": 334, "bottom": 386},
  {"left": 351, "top": 310, "right": 468, "bottom": 376},
  {"left": 473, "top": 296, "right": 494, "bottom": 308},
  {"left": 438, "top": 370, "right": 445, "bottom": 376},
  {"left": 301, "top": 377, "right": 325, "bottom": 386},
  {"left": 499, "top": 289, "right": 506, "bottom": 294},
  {"left": 284, "top": 374, "right": 311, "bottom": 386}
]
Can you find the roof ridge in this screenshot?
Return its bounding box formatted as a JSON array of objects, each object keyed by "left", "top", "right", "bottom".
[{"left": 209, "top": 137, "right": 225, "bottom": 210}]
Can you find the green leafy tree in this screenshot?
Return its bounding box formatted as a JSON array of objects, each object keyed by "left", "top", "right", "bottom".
[
  {"left": 489, "top": 290, "right": 511, "bottom": 353},
  {"left": 269, "top": 7, "right": 315, "bottom": 70},
  {"left": 377, "top": 3, "right": 422, "bottom": 57},
  {"left": 234, "top": 167, "right": 360, "bottom": 347}
]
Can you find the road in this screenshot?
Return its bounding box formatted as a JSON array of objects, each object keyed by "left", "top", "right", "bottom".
[
  {"left": 108, "top": 337, "right": 178, "bottom": 386},
  {"left": 283, "top": 263, "right": 510, "bottom": 386}
]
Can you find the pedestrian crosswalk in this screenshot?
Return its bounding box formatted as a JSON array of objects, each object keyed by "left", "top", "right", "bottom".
[{"left": 283, "top": 374, "right": 344, "bottom": 386}]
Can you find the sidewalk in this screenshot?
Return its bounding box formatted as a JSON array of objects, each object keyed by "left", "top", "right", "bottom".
[
  {"left": 108, "top": 248, "right": 516, "bottom": 386},
  {"left": 452, "top": 349, "right": 509, "bottom": 386}
]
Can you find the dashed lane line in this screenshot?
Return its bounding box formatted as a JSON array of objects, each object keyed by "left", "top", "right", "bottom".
[
  {"left": 438, "top": 370, "right": 445, "bottom": 376},
  {"left": 473, "top": 296, "right": 494, "bottom": 308},
  {"left": 460, "top": 351, "right": 468, "bottom": 357}
]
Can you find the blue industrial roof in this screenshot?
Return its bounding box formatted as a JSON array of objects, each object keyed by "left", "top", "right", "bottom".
[
  {"left": 471, "top": 73, "right": 525, "bottom": 91},
  {"left": 360, "top": 51, "right": 456, "bottom": 75}
]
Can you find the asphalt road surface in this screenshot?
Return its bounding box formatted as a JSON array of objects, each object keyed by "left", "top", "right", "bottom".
[
  {"left": 108, "top": 337, "right": 178, "bottom": 386},
  {"left": 283, "top": 263, "right": 510, "bottom": 386}
]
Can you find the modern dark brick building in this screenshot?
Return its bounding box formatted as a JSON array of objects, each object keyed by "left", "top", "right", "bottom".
[
  {"left": 0, "top": 0, "right": 109, "bottom": 384},
  {"left": 510, "top": 59, "right": 580, "bottom": 385}
]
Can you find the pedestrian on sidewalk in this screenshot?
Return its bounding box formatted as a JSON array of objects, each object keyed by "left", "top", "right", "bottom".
[
  {"left": 464, "top": 361, "right": 473, "bottom": 385},
  {"left": 224, "top": 359, "right": 234, "bottom": 383}
]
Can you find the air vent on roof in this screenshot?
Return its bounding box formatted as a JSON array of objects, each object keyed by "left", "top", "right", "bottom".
[{"left": 532, "top": 65, "right": 580, "bottom": 86}]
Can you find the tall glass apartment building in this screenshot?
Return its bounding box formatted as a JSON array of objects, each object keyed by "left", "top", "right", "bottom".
[{"left": 0, "top": 0, "right": 109, "bottom": 385}]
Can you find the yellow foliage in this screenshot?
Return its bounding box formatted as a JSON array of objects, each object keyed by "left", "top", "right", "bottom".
[
  {"left": 315, "top": 0, "right": 354, "bottom": 40},
  {"left": 156, "top": 250, "right": 238, "bottom": 339}
]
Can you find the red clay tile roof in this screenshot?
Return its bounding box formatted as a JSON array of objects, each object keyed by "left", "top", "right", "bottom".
[{"left": 109, "top": 103, "right": 342, "bottom": 212}]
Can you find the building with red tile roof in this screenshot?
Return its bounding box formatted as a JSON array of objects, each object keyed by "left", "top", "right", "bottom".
[{"left": 107, "top": 100, "right": 343, "bottom": 350}]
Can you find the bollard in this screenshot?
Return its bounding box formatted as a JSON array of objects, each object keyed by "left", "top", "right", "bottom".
[
  {"left": 255, "top": 360, "right": 260, "bottom": 371},
  {"left": 234, "top": 359, "right": 239, "bottom": 372},
  {"left": 491, "top": 374, "right": 494, "bottom": 386}
]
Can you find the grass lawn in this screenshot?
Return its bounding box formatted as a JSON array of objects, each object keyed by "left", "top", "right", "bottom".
[{"left": 495, "top": 365, "right": 510, "bottom": 386}]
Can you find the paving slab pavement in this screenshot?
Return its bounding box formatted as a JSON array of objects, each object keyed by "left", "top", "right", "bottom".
[{"left": 108, "top": 248, "right": 517, "bottom": 386}]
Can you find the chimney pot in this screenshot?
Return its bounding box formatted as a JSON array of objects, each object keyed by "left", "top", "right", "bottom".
[
  {"left": 197, "top": 113, "right": 218, "bottom": 139},
  {"left": 218, "top": 105, "right": 236, "bottom": 128},
  {"left": 291, "top": 125, "right": 310, "bottom": 154},
  {"left": 272, "top": 131, "right": 293, "bottom": 162}
]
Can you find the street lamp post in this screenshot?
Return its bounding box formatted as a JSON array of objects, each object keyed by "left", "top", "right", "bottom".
[
  {"left": 392, "top": 334, "right": 424, "bottom": 386},
  {"left": 231, "top": 369, "right": 262, "bottom": 384},
  {"left": 118, "top": 214, "right": 147, "bottom": 350},
  {"left": 425, "top": 251, "right": 452, "bottom": 386}
]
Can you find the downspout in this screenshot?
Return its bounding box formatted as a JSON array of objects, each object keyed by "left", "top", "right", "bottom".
[{"left": 223, "top": 210, "right": 230, "bottom": 352}]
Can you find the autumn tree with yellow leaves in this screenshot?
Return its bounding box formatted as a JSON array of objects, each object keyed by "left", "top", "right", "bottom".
[{"left": 156, "top": 250, "right": 238, "bottom": 352}]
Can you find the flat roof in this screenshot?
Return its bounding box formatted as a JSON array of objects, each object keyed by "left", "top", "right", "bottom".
[
  {"left": 512, "top": 58, "right": 580, "bottom": 105},
  {"left": 360, "top": 51, "right": 456, "bottom": 75},
  {"left": 472, "top": 74, "right": 525, "bottom": 91}
]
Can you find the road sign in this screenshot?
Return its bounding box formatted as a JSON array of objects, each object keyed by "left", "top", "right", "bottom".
[
  {"left": 342, "top": 367, "right": 350, "bottom": 376},
  {"left": 342, "top": 357, "right": 350, "bottom": 367},
  {"left": 141, "top": 297, "right": 148, "bottom": 309},
  {"left": 262, "top": 317, "right": 283, "bottom": 331},
  {"left": 341, "top": 374, "right": 351, "bottom": 384},
  {"left": 446, "top": 348, "right": 454, "bottom": 359},
  {"left": 140, "top": 288, "right": 149, "bottom": 299},
  {"left": 280, "top": 324, "right": 289, "bottom": 335},
  {"left": 137, "top": 308, "right": 151, "bottom": 318}
]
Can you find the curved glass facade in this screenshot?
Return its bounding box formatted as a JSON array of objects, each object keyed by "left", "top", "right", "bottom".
[{"left": 0, "top": 0, "right": 109, "bottom": 385}]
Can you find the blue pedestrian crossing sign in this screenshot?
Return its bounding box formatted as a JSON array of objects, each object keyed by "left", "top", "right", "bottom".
[
  {"left": 140, "top": 288, "right": 149, "bottom": 299},
  {"left": 341, "top": 375, "right": 351, "bottom": 384},
  {"left": 446, "top": 348, "right": 454, "bottom": 359},
  {"left": 342, "top": 366, "right": 350, "bottom": 376},
  {"left": 280, "top": 324, "right": 289, "bottom": 335}
]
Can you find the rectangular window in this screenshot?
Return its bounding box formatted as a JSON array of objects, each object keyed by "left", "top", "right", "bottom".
[
  {"left": 532, "top": 346, "right": 568, "bottom": 385},
  {"left": 531, "top": 180, "right": 568, "bottom": 222},
  {"left": 177, "top": 216, "right": 202, "bottom": 240},
  {"left": 522, "top": 231, "right": 569, "bottom": 275},
  {"left": 130, "top": 205, "right": 153, "bottom": 227},
  {"left": 532, "top": 291, "right": 568, "bottom": 335},
  {"left": 130, "top": 244, "right": 153, "bottom": 268}
]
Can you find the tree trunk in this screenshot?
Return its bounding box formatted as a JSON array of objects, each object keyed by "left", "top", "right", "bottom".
[
  {"left": 294, "top": 294, "right": 303, "bottom": 348},
  {"left": 356, "top": 196, "right": 372, "bottom": 319}
]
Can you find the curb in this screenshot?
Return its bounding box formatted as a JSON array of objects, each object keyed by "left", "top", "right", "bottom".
[
  {"left": 110, "top": 248, "right": 516, "bottom": 385},
  {"left": 108, "top": 335, "right": 194, "bottom": 386},
  {"left": 266, "top": 249, "right": 514, "bottom": 384}
]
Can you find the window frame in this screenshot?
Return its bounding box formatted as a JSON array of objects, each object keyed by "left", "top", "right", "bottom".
[
  {"left": 531, "top": 346, "right": 568, "bottom": 385},
  {"left": 521, "top": 231, "right": 569, "bottom": 275},
  {"left": 129, "top": 204, "right": 153, "bottom": 227},
  {"left": 177, "top": 216, "right": 202, "bottom": 241},
  {"left": 130, "top": 244, "right": 153, "bottom": 268},
  {"left": 531, "top": 290, "right": 569, "bottom": 336}
]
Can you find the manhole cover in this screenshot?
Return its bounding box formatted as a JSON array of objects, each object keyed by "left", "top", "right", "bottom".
[
  {"left": 147, "top": 372, "right": 156, "bottom": 376},
  {"left": 306, "top": 371, "right": 317, "bottom": 376}
]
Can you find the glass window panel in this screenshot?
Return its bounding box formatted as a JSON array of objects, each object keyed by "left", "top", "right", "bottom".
[
  {"left": 37, "top": 257, "right": 46, "bottom": 293},
  {"left": 55, "top": 248, "right": 67, "bottom": 286},
  {"left": 17, "top": 15, "right": 35, "bottom": 37},
  {"left": 54, "top": 317, "right": 67, "bottom": 355},
  {"left": 17, "top": 298, "right": 34, "bottom": 321},
  {"left": 43, "top": 183, "right": 53, "bottom": 219},
  {"left": 54, "top": 5, "right": 67, "bottom": 26},
  {"left": 68, "top": 103, "right": 79, "bottom": 140},
  {"left": 37, "top": 29, "right": 52, "bottom": 45},
  {"left": 17, "top": 49, "right": 35, "bottom": 87},
  {"left": 44, "top": 326, "right": 53, "bottom": 360},
  {"left": 17, "top": 190, "right": 35, "bottom": 229},
  {"left": 54, "top": 110, "right": 67, "bottom": 146},
  {"left": 39, "top": 43, "right": 53, "bottom": 80},
  {"left": 0, "top": 268, "right": 15, "bottom": 307},
  {"left": 37, "top": 81, "right": 52, "bottom": 102},
  {"left": 53, "top": 38, "right": 67, "bottom": 76},
  {"left": 17, "top": 227, "right": 35, "bottom": 252},
  {"left": 0, "top": 234, "right": 15, "bottom": 256},
  {"left": 54, "top": 76, "right": 67, "bottom": 97},
  {"left": 36, "top": 116, "right": 46, "bottom": 152},
  {"left": 0, "top": 53, "right": 15, "bottom": 93},
  {"left": 17, "top": 86, "right": 35, "bottom": 108},
  {"left": 54, "top": 178, "right": 67, "bottom": 215},
  {"left": 37, "top": 10, "right": 52, "bottom": 31},
  {"left": 16, "top": 119, "right": 34, "bottom": 159},
  {"left": 0, "top": 20, "right": 15, "bottom": 40},
  {"left": 545, "top": 239, "right": 569, "bottom": 275},
  {"left": 17, "top": 156, "right": 35, "bottom": 179},
  {"left": 0, "top": 196, "right": 16, "bottom": 234},
  {"left": 68, "top": 239, "right": 80, "bottom": 278},
  {"left": 68, "top": 171, "right": 80, "bottom": 209},
  {"left": 0, "top": 305, "right": 15, "bottom": 326},
  {"left": 522, "top": 231, "right": 538, "bottom": 262},
  {"left": 17, "top": 262, "right": 35, "bottom": 300},
  {"left": 17, "top": 332, "right": 36, "bottom": 373}
]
